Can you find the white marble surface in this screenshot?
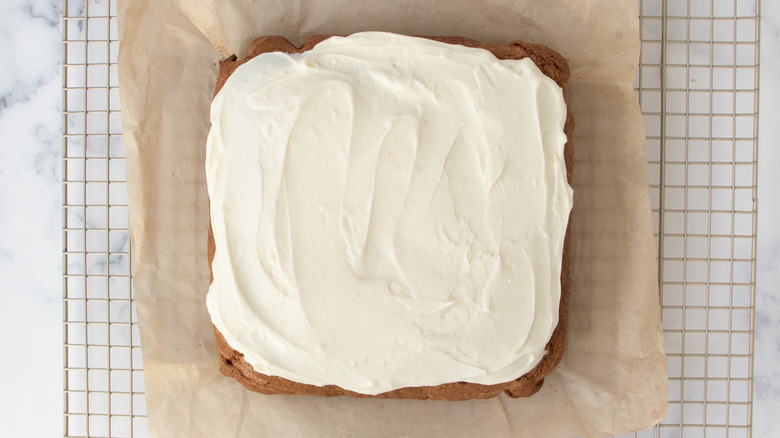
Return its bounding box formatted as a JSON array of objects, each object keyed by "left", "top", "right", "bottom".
[
  {"left": 753, "top": 0, "right": 780, "bottom": 436},
  {"left": 0, "top": 0, "right": 63, "bottom": 437},
  {"left": 0, "top": 0, "right": 778, "bottom": 437}
]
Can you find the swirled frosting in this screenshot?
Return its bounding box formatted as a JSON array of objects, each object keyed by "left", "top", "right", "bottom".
[{"left": 205, "top": 32, "right": 573, "bottom": 395}]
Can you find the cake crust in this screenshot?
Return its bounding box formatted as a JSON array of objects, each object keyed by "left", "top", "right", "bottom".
[{"left": 208, "top": 34, "right": 574, "bottom": 400}]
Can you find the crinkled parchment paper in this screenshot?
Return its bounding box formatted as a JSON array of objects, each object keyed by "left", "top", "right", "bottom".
[{"left": 117, "top": 0, "right": 668, "bottom": 436}]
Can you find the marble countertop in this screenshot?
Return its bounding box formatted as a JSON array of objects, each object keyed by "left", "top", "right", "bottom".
[
  {"left": 0, "top": 0, "right": 777, "bottom": 436},
  {"left": 0, "top": 0, "right": 64, "bottom": 436},
  {"left": 753, "top": 1, "right": 780, "bottom": 435}
]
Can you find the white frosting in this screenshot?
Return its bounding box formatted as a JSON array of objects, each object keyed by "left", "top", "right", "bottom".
[{"left": 205, "top": 32, "right": 573, "bottom": 395}]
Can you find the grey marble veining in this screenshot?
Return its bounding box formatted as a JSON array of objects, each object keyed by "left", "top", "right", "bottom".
[
  {"left": 0, "top": 0, "right": 63, "bottom": 436},
  {"left": 754, "top": 1, "right": 780, "bottom": 436}
]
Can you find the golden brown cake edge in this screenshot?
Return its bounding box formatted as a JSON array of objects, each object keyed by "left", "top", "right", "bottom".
[{"left": 207, "top": 34, "right": 574, "bottom": 401}]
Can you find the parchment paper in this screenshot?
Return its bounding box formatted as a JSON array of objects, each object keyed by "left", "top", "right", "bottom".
[{"left": 117, "top": 0, "right": 668, "bottom": 436}]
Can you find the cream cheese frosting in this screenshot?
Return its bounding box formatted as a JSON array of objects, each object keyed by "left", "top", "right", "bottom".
[{"left": 205, "top": 32, "right": 573, "bottom": 395}]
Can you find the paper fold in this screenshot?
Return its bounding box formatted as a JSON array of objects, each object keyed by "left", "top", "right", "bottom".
[{"left": 117, "top": 0, "right": 668, "bottom": 435}]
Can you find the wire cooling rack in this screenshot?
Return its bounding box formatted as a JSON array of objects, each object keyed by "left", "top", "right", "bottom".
[
  {"left": 629, "top": 0, "right": 759, "bottom": 437},
  {"left": 62, "top": 0, "right": 760, "bottom": 436},
  {"left": 62, "top": 0, "right": 147, "bottom": 436}
]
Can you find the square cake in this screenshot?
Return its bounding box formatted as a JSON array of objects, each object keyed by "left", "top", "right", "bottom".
[{"left": 205, "top": 32, "right": 574, "bottom": 400}]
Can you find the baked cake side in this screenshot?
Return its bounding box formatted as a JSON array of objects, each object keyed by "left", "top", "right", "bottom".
[{"left": 206, "top": 34, "right": 574, "bottom": 401}]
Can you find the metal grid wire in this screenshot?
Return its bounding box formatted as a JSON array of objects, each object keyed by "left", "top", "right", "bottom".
[
  {"left": 622, "top": 0, "right": 760, "bottom": 437},
  {"left": 61, "top": 0, "right": 760, "bottom": 436},
  {"left": 62, "top": 0, "right": 148, "bottom": 436}
]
